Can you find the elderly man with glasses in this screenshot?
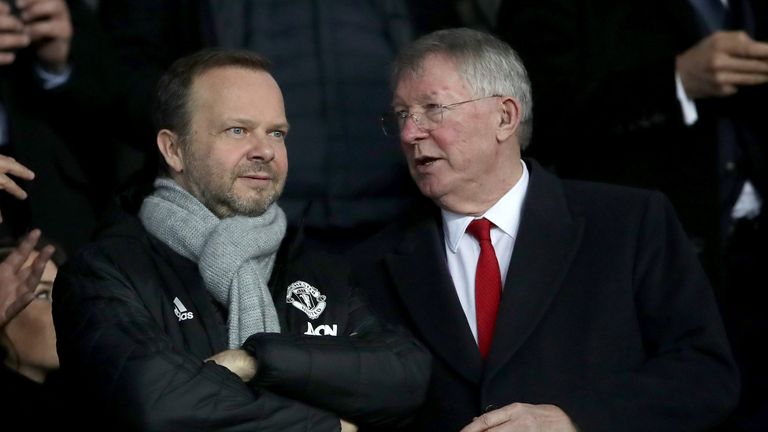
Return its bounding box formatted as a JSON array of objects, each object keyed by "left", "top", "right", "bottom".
[{"left": 354, "top": 28, "right": 739, "bottom": 432}]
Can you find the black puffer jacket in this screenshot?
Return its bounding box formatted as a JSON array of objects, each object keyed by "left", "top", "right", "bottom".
[{"left": 52, "top": 215, "right": 430, "bottom": 431}]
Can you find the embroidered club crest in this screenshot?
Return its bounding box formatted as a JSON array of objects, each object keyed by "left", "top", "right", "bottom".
[{"left": 286, "top": 281, "right": 326, "bottom": 319}]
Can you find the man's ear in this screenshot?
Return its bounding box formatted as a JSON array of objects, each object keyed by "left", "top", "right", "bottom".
[
  {"left": 496, "top": 97, "right": 521, "bottom": 143},
  {"left": 157, "top": 129, "right": 184, "bottom": 173}
]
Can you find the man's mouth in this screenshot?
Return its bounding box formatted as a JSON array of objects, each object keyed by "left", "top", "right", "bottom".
[
  {"left": 415, "top": 156, "right": 439, "bottom": 167},
  {"left": 237, "top": 172, "right": 273, "bottom": 188},
  {"left": 240, "top": 173, "right": 272, "bottom": 180}
]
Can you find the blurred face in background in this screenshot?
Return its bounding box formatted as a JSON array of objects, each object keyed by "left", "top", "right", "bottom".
[{"left": 1, "top": 251, "right": 59, "bottom": 383}]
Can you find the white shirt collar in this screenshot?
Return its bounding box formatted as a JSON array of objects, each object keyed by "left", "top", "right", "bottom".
[{"left": 442, "top": 160, "right": 529, "bottom": 252}]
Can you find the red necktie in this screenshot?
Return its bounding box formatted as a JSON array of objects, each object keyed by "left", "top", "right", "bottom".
[{"left": 466, "top": 218, "right": 502, "bottom": 359}]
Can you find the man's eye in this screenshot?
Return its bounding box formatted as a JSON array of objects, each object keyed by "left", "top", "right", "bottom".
[
  {"left": 269, "top": 130, "right": 286, "bottom": 139},
  {"left": 226, "top": 127, "right": 247, "bottom": 137},
  {"left": 395, "top": 110, "right": 409, "bottom": 119},
  {"left": 36, "top": 291, "right": 51, "bottom": 301}
]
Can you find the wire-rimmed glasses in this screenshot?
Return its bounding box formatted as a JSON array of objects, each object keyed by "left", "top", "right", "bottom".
[{"left": 380, "top": 95, "right": 501, "bottom": 136}]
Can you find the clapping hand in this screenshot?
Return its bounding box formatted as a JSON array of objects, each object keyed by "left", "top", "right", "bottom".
[
  {"left": 0, "top": 0, "right": 71, "bottom": 71},
  {"left": 0, "top": 228, "right": 54, "bottom": 327}
]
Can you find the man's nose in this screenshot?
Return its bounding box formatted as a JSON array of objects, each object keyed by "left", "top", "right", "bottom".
[
  {"left": 246, "top": 135, "right": 275, "bottom": 161},
  {"left": 400, "top": 114, "right": 428, "bottom": 143}
]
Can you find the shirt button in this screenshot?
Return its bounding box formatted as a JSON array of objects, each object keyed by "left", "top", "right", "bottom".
[{"left": 725, "top": 161, "right": 736, "bottom": 172}]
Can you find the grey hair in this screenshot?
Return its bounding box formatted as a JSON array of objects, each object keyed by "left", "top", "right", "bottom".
[{"left": 392, "top": 28, "right": 533, "bottom": 149}]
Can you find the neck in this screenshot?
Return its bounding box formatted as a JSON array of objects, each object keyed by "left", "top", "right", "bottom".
[
  {"left": 160, "top": 176, "right": 225, "bottom": 219},
  {"left": 440, "top": 159, "right": 523, "bottom": 215}
]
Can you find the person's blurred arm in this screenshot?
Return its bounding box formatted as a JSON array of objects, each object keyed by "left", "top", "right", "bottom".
[
  {"left": 673, "top": 32, "right": 768, "bottom": 129},
  {"left": 676, "top": 30, "right": 768, "bottom": 99},
  {"left": 0, "top": 228, "right": 54, "bottom": 326}
]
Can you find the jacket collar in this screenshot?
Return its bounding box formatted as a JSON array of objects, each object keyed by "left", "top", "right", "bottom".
[{"left": 384, "top": 160, "right": 584, "bottom": 384}]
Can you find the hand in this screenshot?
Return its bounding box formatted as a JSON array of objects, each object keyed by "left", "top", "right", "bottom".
[
  {"left": 0, "top": 1, "right": 31, "bottom": 65},
  {"left": 0, "top": 228, "right": 54, "bottom": 327},
  {"left": 206, "top": 349, "right": 257, "bottom": 382},
  {"left": 676, "top": 31, "right": 768, "bottom": 99},
  {"left": 16, "top": 0, "right": 72, "bottom": 72},
  {"left": 459, "top": 403, "right": 577, "bottom": 432},
  {"left": 340, "top": 419, "right": 358, "bottom": 432},
  {"left": 0, "top": 154, "right": 35, "bottom": 222}
]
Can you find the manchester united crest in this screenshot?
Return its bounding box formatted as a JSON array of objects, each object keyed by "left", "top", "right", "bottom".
[{"left": 286, "top": 281, "right": 327, "bottom": 319}]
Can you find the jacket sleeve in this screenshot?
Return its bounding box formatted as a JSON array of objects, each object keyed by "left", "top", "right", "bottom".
[
  {"left": 242, "top": 288, "right": 431, "bottom": 428},
  {"left": 52, "top": 246, "right": 341, "bottom": 432},
  {"left": 554, "top": 193, "right": 739, "bottom": 432}
]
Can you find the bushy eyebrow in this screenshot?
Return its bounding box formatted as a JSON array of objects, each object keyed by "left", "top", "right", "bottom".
[
  {"left": 220, "top": 118, "right": 290, "bottom": 132},
  {"left": 222, "top": 117, "right": 257, "bottom": 127},
  {"left": 270, "top": 121, "right": 291, "bottom": 132},
  {"left": 391, "top": 93, "right": 441, "bottom": 109}
]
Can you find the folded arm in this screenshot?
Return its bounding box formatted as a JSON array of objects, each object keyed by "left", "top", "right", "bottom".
[
  {"left": 242, "top": 289, "right": 431, "bottom": 429},
  {"left": 52, "top": 248, "right": 341, "bottom": 432}
]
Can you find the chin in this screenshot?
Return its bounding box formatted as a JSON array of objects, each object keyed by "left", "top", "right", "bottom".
[
  {"left": 416, "top": 181, "right": 445, "bottom": 202},
  {"left": 233, "top": 200, "right": 274, "bottom": 217}
]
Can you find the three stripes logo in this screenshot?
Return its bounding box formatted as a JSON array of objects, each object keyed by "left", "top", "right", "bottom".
[{"left": 173, "top": 297, "right": 195, "bottom": 322}]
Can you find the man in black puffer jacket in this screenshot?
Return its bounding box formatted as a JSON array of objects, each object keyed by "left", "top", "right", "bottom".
[{"left": 51, "top": 49, "right": 430, "bottom": 432}]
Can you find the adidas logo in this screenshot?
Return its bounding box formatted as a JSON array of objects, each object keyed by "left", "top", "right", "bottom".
[{"left": 173, "top": 297, "right": 195, "bottom": 322}]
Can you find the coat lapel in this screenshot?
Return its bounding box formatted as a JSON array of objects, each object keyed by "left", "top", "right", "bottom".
[
  {"left": 385, "top": 209, "right": 484, "bottom": 384},
  {"left": 484, "top": 161, "right": 584, "bottom": 381}
]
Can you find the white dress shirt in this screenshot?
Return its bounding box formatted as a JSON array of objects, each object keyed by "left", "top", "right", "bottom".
[{"left": 442, "top": 160, "right": 529, "bottom": 343}]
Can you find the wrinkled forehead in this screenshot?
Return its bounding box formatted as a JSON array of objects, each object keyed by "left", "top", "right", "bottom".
[
  {"left": 396, "top": 53, "right": 462, "bottom": 83},
  {"left": 189, "top": 66, "right": 287, "bottom": 119},
  {"left": 393, "top": 55, "right": 470, "bottom": 103},
  {"left": 193, "top": 66, "right": 281, "bottom": 96}
]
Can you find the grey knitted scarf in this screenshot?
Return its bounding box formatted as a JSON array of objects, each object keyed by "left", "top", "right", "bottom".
[{"left": 139, "top": 178, "right": 284, "bottom": 348}]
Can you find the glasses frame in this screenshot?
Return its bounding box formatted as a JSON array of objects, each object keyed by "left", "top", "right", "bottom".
[{"left": 380, "top": 95, "right": 502, "bottom": 136}]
